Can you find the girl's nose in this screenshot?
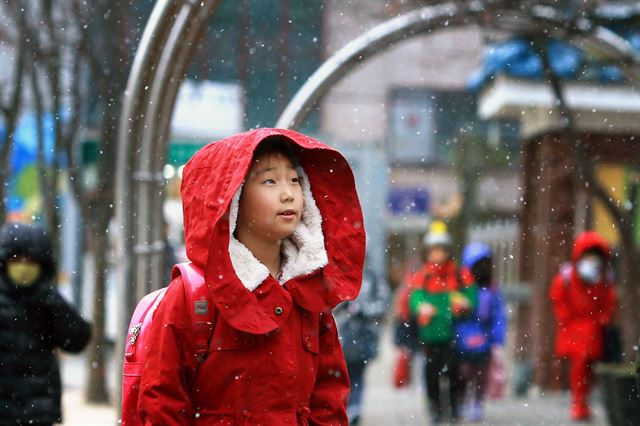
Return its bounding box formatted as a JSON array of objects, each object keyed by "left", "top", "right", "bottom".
[{"left": 281, "top": 184, "right": 295, "bottom": 201}]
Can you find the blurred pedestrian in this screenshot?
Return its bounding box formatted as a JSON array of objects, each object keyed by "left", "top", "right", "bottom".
[
  {"left": 453, "top": 242, "right": 507, "bottom": 423},
  {"left": 549, "top": 231, "right": 617, "bottom": 421},
  {"left": 335, "top": 258, "right": 390, "bottom": 425},
  {"left": 0, "top": 222, "right": 91, "bottom": 425},
  {"left": 408, "top": 220, "right": 477, "bottom": 423}
]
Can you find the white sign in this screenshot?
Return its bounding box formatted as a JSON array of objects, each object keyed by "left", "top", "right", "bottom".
[{"left": 171, "top": 80, "right": 244, "bottom": 139}]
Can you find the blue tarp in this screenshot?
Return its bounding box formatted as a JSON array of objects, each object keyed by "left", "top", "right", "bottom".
[{"left": 467, "top": 29, "right": 640, "bottom": 91}]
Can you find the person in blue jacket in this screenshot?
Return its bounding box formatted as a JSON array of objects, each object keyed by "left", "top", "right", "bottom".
[{"left": 453, "top": 242, "right": 507, "bottom": 423}]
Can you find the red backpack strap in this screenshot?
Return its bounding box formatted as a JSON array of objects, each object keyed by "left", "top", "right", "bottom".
[
  {"left": 172, "top": 262, "right": 216, "bottom": 361},
  {"left": 124, "top": 288, "right": 168, "bottom": 362}
]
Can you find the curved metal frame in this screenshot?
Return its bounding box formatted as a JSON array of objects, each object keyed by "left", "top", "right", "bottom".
[
  {"left": 113, "top": 0, "right": 222, "bottom": 409},
  {"left": 116, "top": 0, "right": 222, "bottom": 319},
  {"left": 276, "top": 3, "right": 640, "bottom": 128},
  {"left": 115, "top": 1, "right": 640, "bottom": 399}
]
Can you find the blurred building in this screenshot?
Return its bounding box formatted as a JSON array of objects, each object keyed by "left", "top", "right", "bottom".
[
  {"left": 472, "top": 15, "right": 640, "bottom": 388},
  {"left": 319, "top": 1, "right": 522, "bottom": 286}
]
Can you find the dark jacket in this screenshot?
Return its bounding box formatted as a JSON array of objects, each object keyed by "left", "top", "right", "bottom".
[
  {"left": 336, "top": 265, "right": 390, "bottom": 363},
  {"left": 0, "top": 223, "right": 91, "bottom": 425}
]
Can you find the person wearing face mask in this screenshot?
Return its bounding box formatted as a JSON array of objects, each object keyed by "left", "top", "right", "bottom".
[
  {"left": 549, "top": 231, "right": 617, "bottom": 422},
  {"left": 0, "top": 222, "right": 91, "bottom": 426}
]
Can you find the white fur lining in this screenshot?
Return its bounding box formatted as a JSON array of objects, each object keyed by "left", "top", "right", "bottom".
[{"left": 227, "top": 168, "right": 329, "bottom": 291}]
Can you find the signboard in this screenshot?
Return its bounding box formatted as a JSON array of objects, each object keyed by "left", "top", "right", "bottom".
[
  {"left": 171, "top": 79, "right": 244, "bottom": 139},
  {"left": 387, "top": 90, "right": 435, "bottom": 163},
  {"left": 387, "top": 186, "right": 430, "bottom": 216}
]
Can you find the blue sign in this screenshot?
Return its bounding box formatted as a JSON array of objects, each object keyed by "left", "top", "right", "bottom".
[{"left": 387, "top": 187, "right": 430, "bottom": 216}]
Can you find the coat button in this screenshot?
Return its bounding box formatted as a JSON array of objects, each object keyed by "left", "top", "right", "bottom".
[{"left": 275, "top": 306, "right": 284, "bottom": 315}]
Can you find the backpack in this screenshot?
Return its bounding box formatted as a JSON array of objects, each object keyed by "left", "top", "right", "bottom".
[
  {"left": 120, "top": 262, "right": 216, "bottom": 426},
  {"left": 454, "top": 320, "right": 490, "bottom": 356}
]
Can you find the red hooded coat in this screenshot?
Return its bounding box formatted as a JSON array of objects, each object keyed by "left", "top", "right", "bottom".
[
  {"left": 549, "top": 231, "right": 617, "bottom": 360},
  {"left": 138, "top": 129, "right": 365, "bottom": 425}
]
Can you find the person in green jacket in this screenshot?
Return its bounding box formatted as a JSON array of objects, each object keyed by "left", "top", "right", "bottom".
[{"left": 408, "top": 221, "right": 477, "bottom": 423}]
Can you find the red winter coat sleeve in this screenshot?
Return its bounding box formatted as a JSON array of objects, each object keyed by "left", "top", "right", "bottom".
[
  {"left": 549, "top": 273, "right": 571, "bottom": 326},
  {"left": 138, "top": 278, "right": 197, "bottom": 425},
  {"left": 308, "top": 313, "right": 349, "bottom": 425}
]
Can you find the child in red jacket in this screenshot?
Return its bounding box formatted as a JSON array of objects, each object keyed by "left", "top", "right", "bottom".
[
  {"left": 138, "top": 129, "right": 365, "bottom": 425},
  {"left": 549, "top": 231, "right": 617, "bottom": 421}
]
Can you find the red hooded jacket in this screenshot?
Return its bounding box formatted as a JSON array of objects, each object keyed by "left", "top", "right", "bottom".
[
  {"left": 549, "top": 231, "right": 617, "bottom": 360},
  {"left": 138, "top": 129, "right": 365, "bottom": 425}
]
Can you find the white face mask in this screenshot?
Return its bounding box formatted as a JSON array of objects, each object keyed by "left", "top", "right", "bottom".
[{"left": 577, "top": 258, "right": 602, "bottom": 284}]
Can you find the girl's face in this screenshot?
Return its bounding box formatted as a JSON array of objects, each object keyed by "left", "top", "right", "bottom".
[{"left": 237, "top": 152, "right": 303, "bottom": 243}]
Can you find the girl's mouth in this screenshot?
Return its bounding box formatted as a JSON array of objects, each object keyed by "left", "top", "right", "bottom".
[{"left": 278, "top": 209, "right": 297, "bottom": 219}]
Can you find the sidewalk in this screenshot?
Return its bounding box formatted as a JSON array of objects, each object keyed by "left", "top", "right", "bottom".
[
  {"left": 59, "top": 324, "right": 608, "bottom": 426},
  {"left": 356, "top": 323, "right": 608, "bottom": 425},
  {"left": 62, "top": 388, "right": 116, "bottom": 426},
  {"left": 60, "top": 352, "right": 116, "bottom": 425}
]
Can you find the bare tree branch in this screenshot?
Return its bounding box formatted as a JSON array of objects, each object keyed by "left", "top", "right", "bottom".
[{"left": 69, "top": 0, "right": 108, "bottom": 82}]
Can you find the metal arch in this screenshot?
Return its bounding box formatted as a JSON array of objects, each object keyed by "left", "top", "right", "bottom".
[
  {"left": 114, "top": 0, "right": 640, "bottom": 369},
  {"left": 276, "top": 3, "right": 640, "bottom": 129},
  {"left": 114, "top": 0, "right": 222, "bottom": 411},
  {"left": 275, "top": 2, "right": 469, "bottom": 129},
  {"left": 113, "top": 1, "right": 640, "bottom": 415},
  {"left": 115, "top": 0, "right": 640, "bottom": 319},
  {"left": 116, "top": 0, "right": 221, "bottom": 321}
]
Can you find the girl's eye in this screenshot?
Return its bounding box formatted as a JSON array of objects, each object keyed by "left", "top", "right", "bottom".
[
  {"left": 290, "top": 177, "right": 300, "bottom": 184},
  {"left": 262, "top": 178, "right": 276, "bottom": 184}
]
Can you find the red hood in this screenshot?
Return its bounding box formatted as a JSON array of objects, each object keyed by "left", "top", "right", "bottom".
[
  {"left": 181, "top": 128, "right": 366, "bottom": 333},
  {"left": 571, "top": 231, "right": 611, "bottom": 263}
]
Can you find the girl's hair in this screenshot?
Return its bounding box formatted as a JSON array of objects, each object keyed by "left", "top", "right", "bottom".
[{"left": 252, "top": 136, "right": 301, "bottom": 169}]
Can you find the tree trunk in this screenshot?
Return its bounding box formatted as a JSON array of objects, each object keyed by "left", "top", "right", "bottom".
[
  {"left": 0, "top": 5, "right": 27, "bottom": 224},
  {"left": 529, "top": 134, "right": 575, "bottom": 390},
  {"left": 31, "top": 63, "right": 61, "bottom": 259},
  {"left": 81, "top": 0, "right": 128, "bottom": 403},
  {"left": 84, "top": 216, "right": 110, "bottom": 403}
]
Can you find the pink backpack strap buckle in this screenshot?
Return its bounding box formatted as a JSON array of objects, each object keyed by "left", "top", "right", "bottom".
[{"left": 172, "top": 262, "right": 216, "bottom": 360}]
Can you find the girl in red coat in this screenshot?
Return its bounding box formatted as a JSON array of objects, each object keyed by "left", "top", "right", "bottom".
[
  {"left": 138, "top": 129, "right": 365, "bottom": 425},
  {"left": 549, "top": 231, "right": 617, "bottom": 421}
]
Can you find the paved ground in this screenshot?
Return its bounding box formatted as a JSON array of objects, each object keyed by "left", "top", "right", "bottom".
[{"left": 59, "top": 324, "right": 609, "bottom": 426}]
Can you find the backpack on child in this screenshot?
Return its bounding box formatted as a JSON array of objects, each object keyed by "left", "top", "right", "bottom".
[{"left": 120, "top": 262, "right": 216, "bottom": 426}]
